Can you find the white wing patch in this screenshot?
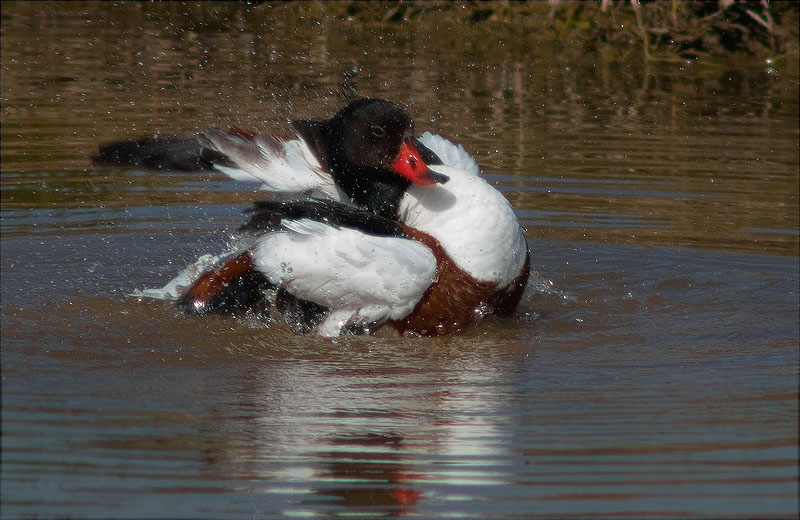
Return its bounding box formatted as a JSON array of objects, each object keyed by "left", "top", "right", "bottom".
[
  {"left": 419, "top": 132, "right": 482, "bottom": 176},
  {"left": 199, "top": 129, "right": 331, "bottom": 193},
  {"left": 251, "top": 219, "right": 437, "bottom": 336}
]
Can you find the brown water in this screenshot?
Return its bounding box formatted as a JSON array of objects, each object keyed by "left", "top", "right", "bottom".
[{"left": 2, "top": 3, "right": 798, "bottom": 518}]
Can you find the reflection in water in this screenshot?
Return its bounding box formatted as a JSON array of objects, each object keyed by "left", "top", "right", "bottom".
[
  {"left": 183, "top": 333, "right": 519, "bottom": 517},
  {"left": 306, "top": 432, "right": 423, "bottom": 514}
]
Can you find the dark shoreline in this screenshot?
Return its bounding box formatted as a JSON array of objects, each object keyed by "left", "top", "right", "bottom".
[
  {"left": 6, "top": 1, "right": 798, "bottom": 63},
  {"left": 269, "top": 1, "right": 799, "bottom": 62}
]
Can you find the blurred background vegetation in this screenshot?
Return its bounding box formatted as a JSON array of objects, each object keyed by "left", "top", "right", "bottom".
[{"left": 281, "top": 0, "right": 798, "bottom": 62}]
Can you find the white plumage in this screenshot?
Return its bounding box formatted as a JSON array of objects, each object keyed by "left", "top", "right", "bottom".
[
  {"left": 399, "top": 171, "right": 528, "bottom": 286},
  {"left": 252, "top": 219, "right": 437, "bottom": 336},
  {"left": 418, "top": 131, "right": 482, "bottom": 176},
  {"left": 199, "top": 129, "right": 345, "bottom": 201}
]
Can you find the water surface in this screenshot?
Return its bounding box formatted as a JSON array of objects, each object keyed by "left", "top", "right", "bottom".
[{"left": 2, "top": 4, "right": 798, "bottom": 518}]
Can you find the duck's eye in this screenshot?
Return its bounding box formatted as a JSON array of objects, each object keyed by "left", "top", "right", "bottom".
[{"left": 370, "top": 125, "right": 386, "bottom": 138}]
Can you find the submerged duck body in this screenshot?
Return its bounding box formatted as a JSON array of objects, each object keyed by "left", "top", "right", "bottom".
[{"left": 94, "top": 99, "right": 529, "bottom": 336}]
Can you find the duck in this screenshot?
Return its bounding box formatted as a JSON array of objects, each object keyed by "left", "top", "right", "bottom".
[{"left": 94, "top": 98, "right": 530, "bottom": 336}]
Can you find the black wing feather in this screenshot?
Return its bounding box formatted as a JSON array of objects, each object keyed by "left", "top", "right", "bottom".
[
  {"left": 240, "top": 199, "right": 406, "bottom": 238},
  {"left": 92, "top": 135, "right": 234, "bottom": 171}
]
